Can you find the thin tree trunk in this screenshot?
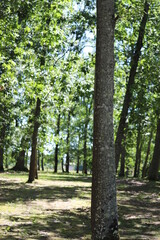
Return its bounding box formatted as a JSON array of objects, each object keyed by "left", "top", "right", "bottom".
[
  {"left": 76, "top": 134, "right": 80, "bottom": 174},
  {"left": 142, "top": 129, "right": 153, "bottom": 178},
  {"left": 41, "top": 153, "right": 44, "bottom": 171},
  {"left": 27, "top": 98, "right": 41, "bottom": 183},
  {"left": 54, "top": 113, "right": 60, "bottom": 173},
  {"left": 91, "top": 0, "right": 119, "bottom": 239},
  {"left": 119, "top": 124, "right": 128, "bottom": 177},
  {"left": 62, "top": 158, "right": 64, "bottom": 173},
  {"left": 76, "top": 154, "right": 80, "bottom": 174},
  {"left": 137, "top": 142, "right": 143, "bottom": 177},
  {"left": 83, "top": 117, "right": 88, "bottom": 175},
  {"left": 37, "top": 150, "right": 40, "bottom": 171},
  {"left": 66, "top": 112, "right": 70, "bottom": 173},
  {"left": 115, "top": 1, "right": 149, "bottom": 170},
  {"left": 134, "top": 125, "right": 141, "bottom": 178},
  {"left": 0, "top": 124, "right": 5, "bottom": 172},
  {"left": 119, "top": 144, "right": 125, "bottom": 177},
  {"left": 148, "top": 118, "right": 160, "bottom": 181}
]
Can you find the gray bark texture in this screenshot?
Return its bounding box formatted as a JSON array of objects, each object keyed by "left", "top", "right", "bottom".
[{"left": 91, "top": 0, "right": 119, "bottom": 239}]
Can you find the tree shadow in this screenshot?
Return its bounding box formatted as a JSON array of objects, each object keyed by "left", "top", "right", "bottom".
[
  {"left": 117, "top": 179, "right": 160, "bottom": 239},
  {"left": 0, "top": 180, "right": 91, "bottom": 203}
]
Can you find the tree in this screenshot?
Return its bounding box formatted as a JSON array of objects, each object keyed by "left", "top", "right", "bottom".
[
  {"left": 91, "top": 0, "right": 119, "bottom": 239},
  {"left": 27, "top": 98, "right": 41, "bottom": 183},
  {"left": 148, "top": 117, "right": 160, "bottom": 181},
  {"left": 115, "top": 1, "right": 149, "bottom": 170}
]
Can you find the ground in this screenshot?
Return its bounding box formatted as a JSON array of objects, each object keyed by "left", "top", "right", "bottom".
[{"left": 0, "top": 172, "right": 159, "bottom": 240}]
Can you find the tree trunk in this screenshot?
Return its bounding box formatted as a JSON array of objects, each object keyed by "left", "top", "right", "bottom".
[
  {"left": 76, "top": 133, "right": 80, "bottom": 174},
  {"left": 62, "top": 158, "right": 65, "bottom": 173},
  {"left": 66, "top": 112, "right": 70, "bottom": 173},
  {"left": 137, "top": 142, "right": 143, "bottom": 177},
  {"left": 148, "top": 118, "right": 160, "bottom": 181},
  {"left": 0, "top": 147, "right": 4, "bottom": 172},
  {"left": 27, "top": 98, "right": 41, "bottom": 183},
  {"left": 134, "top": 125, "right": 141, "bottom": 178},
  {"left": 41, "top": 153, "right": 44, "bottom": 171},
  {"left": 11, "top": 137, "right": 28, "bottom": 172},
  {"left": 119, "top": 124, "right": 128, "bottom": 177},
  {"left": 119, "top": 144, "right": 125, "bottom": 177},
  {"left": 12, "top": 150, "right": 28, "bottom": 172},
  {"left": 142, "top": 129, "right": 153, "bottom": 178},
  {"left": 54, "top": 113, "right": 60, "bottom": 173},
  {"left": 0, "top": 124, "right": 5, "bottom": 172},
  {"left": 91, "top": 0, "right": 119, "bottom": 239},
  {"left": 83, "top": 116, "right": 88, "bottom": 175},
  {"left": 37, "top": 150, "right": 40, "bottom": 171},
  {"left": 115, "top": 1, "right": 149, "bottom": 170}
]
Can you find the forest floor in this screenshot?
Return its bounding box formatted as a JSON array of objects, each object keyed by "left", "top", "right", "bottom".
[{"left": 0, "top": 172, "right": 160, "bottom": 240}]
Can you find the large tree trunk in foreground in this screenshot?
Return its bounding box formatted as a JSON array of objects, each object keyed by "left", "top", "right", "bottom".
[
  {"left": 148, "top": 118, "right": 160, "bottom": 181},
  {"left": 115, "top": 1, "right": 149, "bottom": 170},
  {"left": 54, "top": 113, "right": 60, "bottom": 173},
  {"left": 142, "top": 129, "right": 153, "bottom": 178},
  {"left": 27, "top": 98, "right": 41, "bottom": 183},
  {"left": 91, "top": 1, "right": 119, "bottom": 239}
]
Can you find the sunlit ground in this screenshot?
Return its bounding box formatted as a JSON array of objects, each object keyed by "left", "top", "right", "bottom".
[{"left": 0, "top": 172, "right": 159, "bottom": 239}]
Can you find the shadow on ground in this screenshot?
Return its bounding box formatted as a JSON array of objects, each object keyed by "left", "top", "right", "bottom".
[
  {"left": 117, "top": 179, "right": 160, "bottom": 239},
  {"left": 0, "top": 174, "right": 159, "bottom": 239}
]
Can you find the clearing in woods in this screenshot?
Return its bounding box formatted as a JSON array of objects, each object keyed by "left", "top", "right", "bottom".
[{"left": 0, "top": 172, "right": 160, "bottom": 240}]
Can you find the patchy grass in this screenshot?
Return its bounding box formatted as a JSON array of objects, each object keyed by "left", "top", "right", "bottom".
[{"left": 0, "top": 172, "right": 160, "bottom": 239}]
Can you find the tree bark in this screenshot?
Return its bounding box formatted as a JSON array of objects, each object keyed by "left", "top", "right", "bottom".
[
  {"left": 37, "top": 150, "right": 40, "bottom": 171},
  {"left": 115, "top": 1, "right": 149, "bottom": 170},
  {"left": 41, "top": 153, "right": 44, "bottom": 171},
  {"left": 76, "top": 134, "right": 80, "bottom": 174},
  {"left": 83, "top": 114, "right": 88, "bottom": 174},
  {"left": 12, "top": 150, "right": 28, "bottom": 172},
  {"left": 142, "top": 129, "right": 153, "bottom": 178},
  {"left": 119, "top": 144, "right": 125, "bottom": 177},
  {"left": 134, "top": 125, "right": 141, "bottom": 178},
  {"left": 27, "top": 98, "right": 41, "bottom": 183},
  {"left": 54, "top": 113, "right": 60, "bottom": 173},
  {"left": 148, "top": 118, "right": 160, "bottom": 181},
  {"left": 83, "top": 102, "right": 91, "bottom": 175},
  {"left": 91, "top": 0, "right": 119, "bottom": 239},
  {"left": 66, "top": 112, "right": 70, "bottom": 173},
  {"left": 119, "top": 124, "right": 128, "bottom": 177},
  {"left": 62, "top": 158, "right": 65, "bottom": 173},
  {"left": 0, "top": 124, "right": 5, "bottom": 172},
  {"left": 11, "top": 137, "right": 28, "bottom": 172}
]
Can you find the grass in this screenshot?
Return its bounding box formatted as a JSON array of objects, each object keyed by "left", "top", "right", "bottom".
[{"left": 0, "top": 172, "right": 160, "bottom": 239}]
